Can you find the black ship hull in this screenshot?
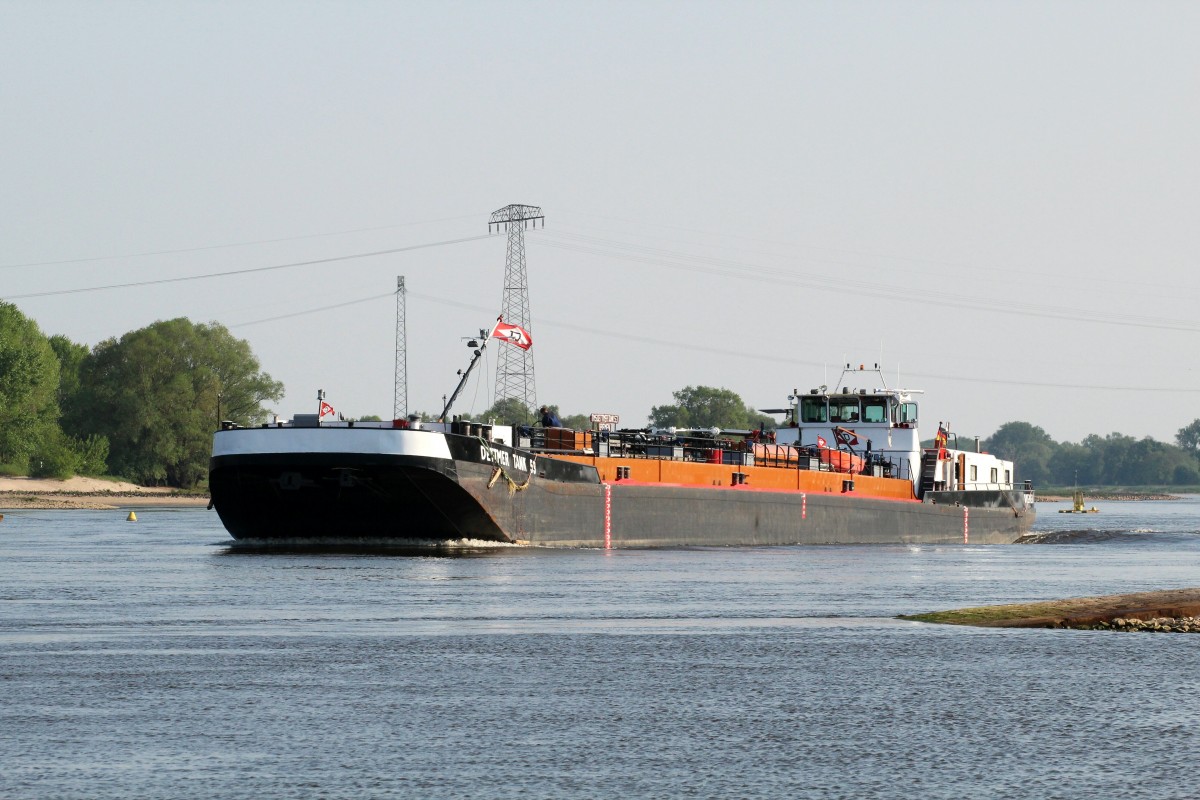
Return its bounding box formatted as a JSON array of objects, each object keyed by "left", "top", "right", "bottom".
[{"left": 210, "top": 428, "right": 1035, "bottom": 547}]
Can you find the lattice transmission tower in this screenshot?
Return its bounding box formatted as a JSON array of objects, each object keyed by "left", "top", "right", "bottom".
[
  {"left": 393, "top": 275, "right": 407, "bottom": 419},
  {"left": 489, "top": 204, "right": 543, "bottom": 415}
]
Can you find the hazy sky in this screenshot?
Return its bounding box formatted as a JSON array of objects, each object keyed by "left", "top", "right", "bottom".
[{"left": 3, "top": 1, "right": 1198, "bottom": 444}]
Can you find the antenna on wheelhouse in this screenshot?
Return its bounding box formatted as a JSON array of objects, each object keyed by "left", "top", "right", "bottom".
[
  {"left": 489, "top": 203, "right": 543, "bottom": 417},
  {"left": 874, "top": 362, "right": 889, "bottom": 391}
]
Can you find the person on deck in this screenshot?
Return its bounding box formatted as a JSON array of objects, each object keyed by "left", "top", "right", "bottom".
[{"left": 539, "top": 405, "right": 562, "bottom": 428}]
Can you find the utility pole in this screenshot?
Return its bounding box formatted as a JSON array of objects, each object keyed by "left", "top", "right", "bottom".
[
  {"left": 489, "top": 204, "right": 543, "bottom": 415},
  {"left": 393, "top": 276, "right": 407, "bottom": 420}
]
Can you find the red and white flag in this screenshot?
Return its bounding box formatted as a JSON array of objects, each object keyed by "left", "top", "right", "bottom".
[
  {"left": 816, "top": 435, "right": 828, "bottom": 448},
  {"left": 833, "top": 426, "right": 859, "bottom": 447},
  {"left": 319, "top": 401, "right": 336, "bottom": 418},
  {"left": 490, "top": 316, "right": 533, "bottom": 350}
]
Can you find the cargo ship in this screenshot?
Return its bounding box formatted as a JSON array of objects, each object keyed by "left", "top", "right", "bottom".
[{"left": 209, "top": 363, "right": 1035, "bottom": 547}]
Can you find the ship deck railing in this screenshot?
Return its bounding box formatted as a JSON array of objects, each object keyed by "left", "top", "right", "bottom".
[
  {"left": 524, "top": 427, "right": 914, "bottom": 481},
  {"left": 947, "top": 482, "right": 1027, "bottom": 493}
]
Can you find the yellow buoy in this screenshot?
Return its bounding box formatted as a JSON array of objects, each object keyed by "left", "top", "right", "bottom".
[
  {"left": 127, "top": 511, "right": 137, "bottom": 522},
  {"left": 1058, "top": 488, "right": 1099, "bottom": 513}
]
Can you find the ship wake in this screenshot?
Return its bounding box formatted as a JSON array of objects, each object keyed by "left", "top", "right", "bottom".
[
  {"left": 220, "top": 536, "right": 527, "bottom": 555},
  {"left": 1016, "top": 528, "right": 1178, "bottom": 545}
]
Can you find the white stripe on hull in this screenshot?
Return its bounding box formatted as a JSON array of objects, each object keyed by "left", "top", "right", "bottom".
[{"left": 212, "top": 428, "right": 453, "bottom": 460}]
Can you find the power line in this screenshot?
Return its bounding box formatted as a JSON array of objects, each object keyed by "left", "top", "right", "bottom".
[
  {"left": 229, "top": 292, "right": 394, "bottom": 328},
  {"left": 397, "top": 290, "right": 1200, "bottom": 395},
  {"left": 0, "top": 213, "right": 480, "bottom": 270},
  {"left": 555, "top": 209, "right": 1196, "bottom": 297},
  {"left": 533, "top": 230, "right": 1200, "bottom": 334},
  {"left": 0, "top": 234, "right": 491, "bottom": 301},
  {"left": 222, "top": 285, "right": 1200, "bottom": 394},
  {"left": 15, "top": 214, "right": 1188, "bottom": 335}
]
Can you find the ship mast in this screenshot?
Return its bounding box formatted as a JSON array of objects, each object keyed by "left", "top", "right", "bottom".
[{"left": 440, "top": 329, "right": 490, "bottom": 421}]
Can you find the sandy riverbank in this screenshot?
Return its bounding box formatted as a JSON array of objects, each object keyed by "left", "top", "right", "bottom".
[
  {"left": 0, "top": 476, "right": 209, "bottom": 510},
  {"left": 900, "top": 587, "right": 1200, "bottom": 631}
]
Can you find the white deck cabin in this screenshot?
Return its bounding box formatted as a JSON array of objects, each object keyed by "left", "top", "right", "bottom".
[{"left": 772, "top": 365, "right": 1016, "bottom": 494}]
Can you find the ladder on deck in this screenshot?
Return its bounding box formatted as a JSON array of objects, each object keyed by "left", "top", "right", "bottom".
[{"left": 918, "top": 450, "right": 939, "bottom": 498}]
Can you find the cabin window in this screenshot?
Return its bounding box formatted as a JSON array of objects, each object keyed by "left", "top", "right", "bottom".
[
  {"left": 800, "top": 396, "right": 828, "bottom": 423},
  {"left": 829, "top": 398, "right": 860, "bottom": 423},
  {"left": 1004, "top": 469, "right": 1011, "bottom": 485},
  {"left": 861, "top": 397, "right": 888, "bottom": 423},
  {"left": 969, "top": 465, "right": 977, "bottom": 481},
  {"left": 897, "top": 402, "right": 918, "bottom": 424},
  {"left": 991, "top": 467, "right": 998, "bottom": 483}
]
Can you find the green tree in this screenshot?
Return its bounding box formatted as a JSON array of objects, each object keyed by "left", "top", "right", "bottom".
[
  {"left": 49, "top": 334, "right": 90, "bottom": 433},
  {"left": 73, "top": 319, "right": 282, "bottom": 487},
  {"left": 560, "top": 413, "right": 590, "bottom": 430},
  {"left": 70, "top": 433, "right": 110, "bottom": 476},
  {"left": 0, "top": 302, "right": 61, "bottom": 468},
  {"left": 44, "top": 334, "right": 112, "bottom": 479},
  {"left": 1037, "top": 429, "right": 1200, "bottom": 487},
  {"left": 1076, "top": 432, "right": 1198, "bottom": 486},
  {"left": 746, "top": 408, "right": 779, "bottom": 432},
  {"left": 478, "top": 397, "right": 536, "bottom": 425},
  {"left": 1092, "top": 433, "right": 1135, "bottom": 484},
  {"left": 1120, "top": 437, "right": 1172, "bottom": 485},
  {"left": 27, "top": 428, "right": 77, "bottom": 479},
  {"left": 1048, "top": 442, "right": 1097, "bottom": 486},
  {"left": 469, "top": 401, "right": 594, "bottom": 429},
  {"left": 985, "top": 421, "right": 1056, "bottom": 485},
  {"left": 1176, "top": 419, "right": 1200, "bottom": 456},
  {"left": 1077, "top": 434, "right": 1111, "bottom": 484},
  {"left": 1173, "top": 462, "right": 1200, "bottom": 485},
  {"left": 649, "top": 386, "right": 770, "bottom": 430}
]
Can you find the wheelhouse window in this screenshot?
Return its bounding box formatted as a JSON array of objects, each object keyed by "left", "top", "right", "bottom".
[
  {"left": 898, "top": 402, "right": 918, "bottom": 424},
  {"left": 829, "top": 397, "right": 860, "bottom": 423},
  {"left": 969, "top": 465, "right": 978, "bottom": 481},
  {"left": 861, "top": 397, "right": 888, "bottom": 423},
  {"left": 991, "top": 467, "right": 999, "bottom": 483},
  {"left": 800, "top": 396, "right": 828, "bottom": 423}
]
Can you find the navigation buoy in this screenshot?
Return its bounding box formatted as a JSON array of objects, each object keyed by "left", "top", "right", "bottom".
[{"left": 127, "top": 511, "right": 137, "bottom": 522}]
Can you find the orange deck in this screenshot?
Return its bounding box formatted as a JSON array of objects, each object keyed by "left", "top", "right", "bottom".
[{"left": 550, "top": 454, "right": 918, "bottom": 501}]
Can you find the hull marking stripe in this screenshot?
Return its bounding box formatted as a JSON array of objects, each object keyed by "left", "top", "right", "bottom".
[
  {"left": 604, "top": 484, "right": 612, "bottom": 550},
  {"left": 964, "top": 507, "right": 970, "bottom": 544}
]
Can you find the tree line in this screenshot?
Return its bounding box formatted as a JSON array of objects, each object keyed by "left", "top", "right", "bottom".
[
  {"left": 5, "top": 300, "right": 1198, "bottom": 489},
  {"left": 984, "top": 421, "right": 1200, "bottom": 488},
  {"left": 1, "top": 302, "right": 281, "bottom": 488},
  {"left": 472, "top": 386, "right": 778, "bottom": 432}
]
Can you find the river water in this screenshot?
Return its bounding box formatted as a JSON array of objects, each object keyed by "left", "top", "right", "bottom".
[{"left": 2, "top": 499, "right": 1199, "bottom": 799}]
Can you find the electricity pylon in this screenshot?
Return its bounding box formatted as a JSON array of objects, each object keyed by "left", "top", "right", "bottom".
[{"left": 489, "top": 204, "right": 543, "bottom": 415}]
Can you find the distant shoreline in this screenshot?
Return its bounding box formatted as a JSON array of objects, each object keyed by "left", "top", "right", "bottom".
[
  {"left": 1037, "top": 492, "right": 1180, "bottom": 502},
  {"left": 0, "top": 492, "right": 209, "bottom": 510},
  {"left": 0, "top": 476, "right": 208, "bottom": 510}
]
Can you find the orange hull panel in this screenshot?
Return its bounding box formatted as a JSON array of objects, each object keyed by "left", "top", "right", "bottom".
[{"left": 552, "top": 454, "right": 917, "bottom": 501}]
